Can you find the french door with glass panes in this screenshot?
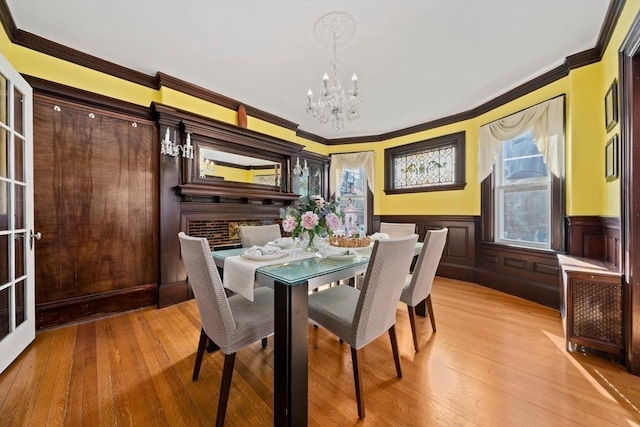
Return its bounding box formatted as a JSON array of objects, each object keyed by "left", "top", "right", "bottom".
[{"left": 0, "top": 53, "right": 35, "bottom": 374}]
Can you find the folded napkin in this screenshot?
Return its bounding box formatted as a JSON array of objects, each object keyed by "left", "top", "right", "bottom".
[
  {"left": 270, "top": 237, "right": 295, "bottom": 247},
  {"left": 243, "top": 245, "right": 282, "bottom": 258},
  {"left": 369, "top": 232, "right": 390, "bottom": 241}
]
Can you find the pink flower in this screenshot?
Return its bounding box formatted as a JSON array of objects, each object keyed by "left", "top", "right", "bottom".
[
  {"left": 282, "top": 215, "right": 297, "bottom": 233},
  {"left": 300, "top": 211, "right": 319, "bottom": 230},
  {"left": 325, "top": 212, "right": 342, "bottom": 232}
]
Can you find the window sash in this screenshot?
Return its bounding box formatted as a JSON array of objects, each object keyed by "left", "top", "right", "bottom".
[{"left": 494, "top": 137, "right": 552, "bottom": 249}]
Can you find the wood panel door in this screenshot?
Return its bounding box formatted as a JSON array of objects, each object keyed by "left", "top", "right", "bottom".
[{"left": 33, "top": 96, "right": 157, "bottom": 320}]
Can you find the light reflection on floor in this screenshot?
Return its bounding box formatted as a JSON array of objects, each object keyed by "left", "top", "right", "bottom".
[{"left": 544, "top": 330, "right": 640, "bottom": 425}]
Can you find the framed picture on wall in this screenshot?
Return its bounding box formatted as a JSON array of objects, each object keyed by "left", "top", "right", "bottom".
[
  {"left": 605, "top": 79, "right": 618, "bottom": 132},
  {"left": 605, "top": 134, "right": 619, "bottom": 181}
]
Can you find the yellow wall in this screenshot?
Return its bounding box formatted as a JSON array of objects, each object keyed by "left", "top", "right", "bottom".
[
  {"left": 214, "top": 164, "right": 251, "bottom": 183},
  {"left": 2, "top": 2, "right": 639, "bottom": 218},
  {"left": 566, "top": 65, "right": 605, "bottom": 215}
]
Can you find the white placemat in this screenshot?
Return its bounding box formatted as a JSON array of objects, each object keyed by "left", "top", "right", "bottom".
[{"left": 223, "top": 247, "right": 317, "bottom": 301}]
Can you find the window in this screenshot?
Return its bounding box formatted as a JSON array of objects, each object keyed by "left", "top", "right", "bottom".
[
  {"left": 336, "top": 167, "right": 367, "bottom": 235},
  {"left": 479, "top": 96, "right": 564, "bottom": 251},
  {"left": 384, "top": 131, "right": 466, "bottom": 194},
  {"left": 494, "top": 131, "right": 551, "bottom": 249},
  {"left": 330, "top": 151, "right": 374, "bottom": 234}
]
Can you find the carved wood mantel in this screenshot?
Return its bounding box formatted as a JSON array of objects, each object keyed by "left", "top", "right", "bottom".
[{"left": 153, "top": 102, "right": 305, "bottom": 306}]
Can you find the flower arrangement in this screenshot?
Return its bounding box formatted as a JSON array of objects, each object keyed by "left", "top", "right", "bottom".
[{"left": 280, "top": 195, "right": 343, "bottom": 249}]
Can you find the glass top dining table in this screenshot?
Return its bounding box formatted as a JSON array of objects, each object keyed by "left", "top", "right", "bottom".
[
  {"left": 211, "top": 242, "right": 423, "bottom": 426},
  {"left": 212, "top": 246, "right": 372, "bottom": 288}
]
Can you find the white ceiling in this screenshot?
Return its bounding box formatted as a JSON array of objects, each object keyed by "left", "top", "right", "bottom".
[{"left": 8, "top": 0, "right": 610, "bottom": 139}]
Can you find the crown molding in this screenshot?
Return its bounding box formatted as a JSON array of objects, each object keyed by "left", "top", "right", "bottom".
[
  {"left": 156, "top": 73, "right": 299, "bottom": 131},
  {"left": 0, "top": 0, "right": 16, "bottom": 37},
  {"left": 24, "top": 74, "right": 155, "bottom": 121},
  {"left": 597, "top": 0, "right": 627, "bottom": 56}
]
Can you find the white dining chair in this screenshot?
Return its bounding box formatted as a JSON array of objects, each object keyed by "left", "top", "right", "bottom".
[
  {"left": 178, "top": 232, "right": 274, "bottom": 427},
  {"left": 400, "top": 228, "right": 448, "bottom": 352},
  {"left": 379, "top": 222, "right": 416, "bottom": 238},
  {"left": 239, "top": 224, "right": 282, "bottom": 247},
  {"left": 308, "top": 234, "right": 419, "bottom": 419}
]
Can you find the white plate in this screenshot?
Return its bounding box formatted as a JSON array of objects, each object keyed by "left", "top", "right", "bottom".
[
  {"left": 325, "top": 253, "right": 358, "bottom": 261},
  {"left": 241, "top": 251, "right": 289, "bottom": 261}
]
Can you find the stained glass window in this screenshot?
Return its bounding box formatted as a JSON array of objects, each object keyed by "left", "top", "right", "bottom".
[
  {"left": 393, "top": 145, "right": 455, "bottom": 188},
  {"left": 384, "top": 131, "right": 466, "bottom": 194}
]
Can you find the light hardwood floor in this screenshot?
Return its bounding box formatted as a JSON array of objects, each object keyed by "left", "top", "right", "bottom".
[{"left": 1, "top": 278, "right": 639, "bottom": 426}]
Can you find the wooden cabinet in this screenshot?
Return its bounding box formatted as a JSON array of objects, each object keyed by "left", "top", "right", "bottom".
[
  {"left": 292, "top": 151, "right": 329, "bottom": 199},
  {"left": 557, "top": 255, "right": 623, "bottom": 357}
]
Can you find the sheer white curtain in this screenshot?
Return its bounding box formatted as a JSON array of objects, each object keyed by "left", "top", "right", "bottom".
[
  {"left": 329, "top": 151, "right": 375, "bottom": 197},
  {"left": 477, "top": 96, "right": 564, "bottom": 182}
]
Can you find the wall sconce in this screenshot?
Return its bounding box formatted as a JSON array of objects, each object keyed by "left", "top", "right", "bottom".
[
  {"left": 293, "top": 157, "right": 309, "bottom": 178},
  {"left": 160, "top": 128, "right": 194, "bottom": 159}
]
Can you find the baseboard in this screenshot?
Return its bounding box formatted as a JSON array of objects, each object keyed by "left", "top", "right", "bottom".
[
  {"left": 158, "top": 280, "right": 191, "bottom": 308},
  {"left": 473, "top": 268, "right": 559, "bottom": 308},
  {"left": 36, "top": 284, "right": 157, "bottom": 329},
  {"left": 438, "top": 263, "right": 475, "bottom": 282}
]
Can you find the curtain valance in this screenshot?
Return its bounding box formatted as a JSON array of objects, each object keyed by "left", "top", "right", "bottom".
[
  {"left": 477, "top": 96, "right": 564, "bottom": 182},
  {"left": 329, "top": 151, "right": 375, "bottom": 197}
]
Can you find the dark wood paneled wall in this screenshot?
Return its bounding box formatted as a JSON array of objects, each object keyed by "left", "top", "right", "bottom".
[
  {"left": 33, "top": 95, "right": 158, "bottom": 328},
  {"left": 566, "top": 216, "right": 621, "bottom": 266},
  {"left": 375, "top": 214, "right": 618, "bottom": 309},
  {"left": 375, "top": 215, "right": 476, "bottom": 282},
  {"left": 474, "top": 241, "right": 560, "bottom": 308}
]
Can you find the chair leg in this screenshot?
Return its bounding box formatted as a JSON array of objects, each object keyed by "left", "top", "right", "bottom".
[
  {"left": 193, "top": 328, "right": 209, "bottom": 381},
  {"left": 350, "top": 347, "right": 365, "bottom": 419},
  {"left": 261, "top": 337, "right": 267, "bottom": 348},
  {"left": 388, "top": 325, "right": 402, "bottom": 378},
  {"left": 407, "top": 305, "right": 420, "bottom": 353},
  {"left": 216, "top": 353, "right": 236, "bottom": 427},
  {"left": 426, "top": 294, "right": 437, "bottom": 332}
]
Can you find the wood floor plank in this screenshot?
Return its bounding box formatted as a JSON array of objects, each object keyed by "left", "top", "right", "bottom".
[
  {"left": 1, "top": 277, "right": 639, "bottom": 426},
  {"left": 131, "top": 311, "right": 202, "bottom": 425},
  {"left": 31, "top": 325, "right": 77, "bottom": 426},
  {"left": 93, "top": 315, "right": 117, "bottom": 426},
  {"left": 0, "top": 330, "right": 57, "bottom": 426}
]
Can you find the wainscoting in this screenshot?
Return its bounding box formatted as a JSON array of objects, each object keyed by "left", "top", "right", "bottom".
[
  {"left": 566, "top": 216, "right": 621, "bottom": 266},
  {"left": 374, "top": 215, "right": 476, "bottom": 282},
  {"left": 376, "top": 215, "right": 620, "bottom": 309}
]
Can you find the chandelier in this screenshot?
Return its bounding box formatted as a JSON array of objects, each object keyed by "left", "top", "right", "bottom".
[{"left": 306, "top": 12, "right": 361, "bottom": 132}]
